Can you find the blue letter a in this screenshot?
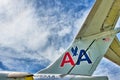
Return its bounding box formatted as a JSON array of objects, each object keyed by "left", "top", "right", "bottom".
[{"left": 76, "top": 49, "right": 92, "bottom": 65}]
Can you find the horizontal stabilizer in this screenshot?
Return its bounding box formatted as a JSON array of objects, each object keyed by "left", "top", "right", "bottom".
[{"left": 105, "top": 37, "right": 120, "bottom": 65}]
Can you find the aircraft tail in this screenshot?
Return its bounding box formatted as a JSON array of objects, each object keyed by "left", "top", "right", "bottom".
[
  {"left": 37, "top": 31, "right": 115, "bottom": 76},
  {"left": 36, "top": 0, "right": 120, "bottom": 77}
]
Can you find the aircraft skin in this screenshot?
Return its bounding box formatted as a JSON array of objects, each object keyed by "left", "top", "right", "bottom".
[
  {"left": 0, "top": 71, "right": 33, "bottom": 80},
  {"left": 33, "top": 74, "right": 108, "bottom": 80},
  {"left": 0, "top": 0, "right": 120, "bottom": 80},
  {"left": 0, "top": 71, "right": 108, "bottom": 80}
]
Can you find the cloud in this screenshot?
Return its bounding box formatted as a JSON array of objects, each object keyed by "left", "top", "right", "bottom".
[
  {"left": 0, "top": 0, "right": 94, "bottom": 72},
  {"left": 94, "top": 58, "right": 120, "bottom": 80},
  {"left": 0, "top": 0, "right": 94, "bottom": 56},
  {"left": 0, "top": 0, "right": 50, "bottom": 51},
  {"left": 0, "top": 0, "right": 51, "bottom": 72}
]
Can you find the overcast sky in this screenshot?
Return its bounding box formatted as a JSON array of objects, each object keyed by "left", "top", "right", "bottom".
[{"left": 0, "top": 0, "right": 120, "bottom": 80}]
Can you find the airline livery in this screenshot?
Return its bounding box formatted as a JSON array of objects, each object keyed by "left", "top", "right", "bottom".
[{"left": 0, "top": 0, "right": 120, "bottom": 80}]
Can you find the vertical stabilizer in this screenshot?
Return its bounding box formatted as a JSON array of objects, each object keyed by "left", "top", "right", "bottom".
[
  {"left": 38, "top": 35, "right": 114, "bottom": 75},
  {"left": 37, "top": 0, "right": 119, "bottom": 76}
]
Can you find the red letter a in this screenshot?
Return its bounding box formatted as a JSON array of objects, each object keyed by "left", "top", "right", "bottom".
[{"left": 60, "top": 52, "right": 75, "bottom": 67}]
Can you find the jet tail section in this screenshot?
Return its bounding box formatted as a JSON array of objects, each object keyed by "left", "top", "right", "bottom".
[
  {"left": 37, "top": 0, "right": 119, "bottom": 77},
  {"left": 38, "top": 34, "right": 115, "bottom": 76}
]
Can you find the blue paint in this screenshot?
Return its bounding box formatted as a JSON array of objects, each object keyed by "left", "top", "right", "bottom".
[
  {"left": 71, "top": 46, "right": 78, "bottom": 56},
  {"left": 76, "top": 49, "right": 92, "bottom": 65}
]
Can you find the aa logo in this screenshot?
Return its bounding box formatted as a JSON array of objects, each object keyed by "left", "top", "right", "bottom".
[{"left": 60, "top": 46, "right": 92, "bottom": 67}]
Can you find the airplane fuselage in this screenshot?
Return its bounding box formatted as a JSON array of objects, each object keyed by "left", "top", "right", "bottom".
[
  {"left": 33, "top": 74, "right": 74, "bottom": 80},
  {"left": 33, "top": 74, "right": 108, "bottom": 80}
]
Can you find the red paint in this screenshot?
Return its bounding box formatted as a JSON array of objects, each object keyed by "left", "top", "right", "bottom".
[
  {"left": 60, "top": 52, "right": 75, "bottom": 67},
  {"left": 103, "top": 37, "right": 110, "bottom": 42}
]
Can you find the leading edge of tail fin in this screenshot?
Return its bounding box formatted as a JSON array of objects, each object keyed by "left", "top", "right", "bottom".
[{"left": 37, "top": 34, "right": 115, "bottom": 76}]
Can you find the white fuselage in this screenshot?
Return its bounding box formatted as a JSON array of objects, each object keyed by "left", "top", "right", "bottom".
[
  {"left": 0, "top": 71, "right": 108, "bottom": 80},
  {"left": 33, "top": 74, "right": 75, "bottom": 80},
  {"left": 33, "top": 74, "right": 108, "bottom": 80}
]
